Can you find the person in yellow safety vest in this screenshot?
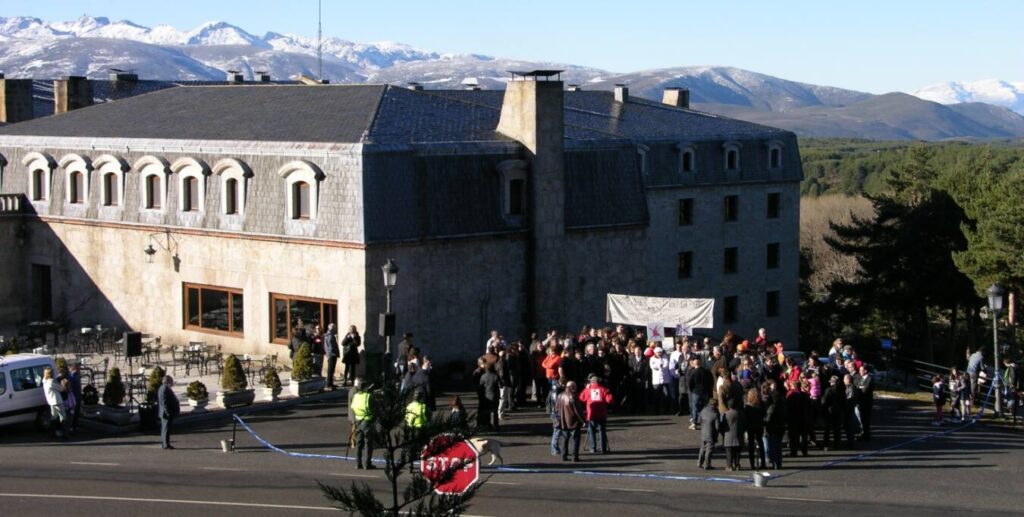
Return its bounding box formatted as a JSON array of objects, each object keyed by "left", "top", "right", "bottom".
[
  {"left": 406, "top": 391, "right": 428, "bottom": 429},
  {"left": 403, "top": 391, "right": 428, "bottom": 473},
  {"left": 351, "top": 382, "right": 375, "bottom": 470}
]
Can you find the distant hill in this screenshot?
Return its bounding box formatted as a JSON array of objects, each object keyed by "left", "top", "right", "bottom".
[{"left": 1, "top": 14, "right": 1023, "bottom": 141}]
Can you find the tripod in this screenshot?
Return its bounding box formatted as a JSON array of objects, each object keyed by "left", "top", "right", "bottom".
[{"left": 126, "top": 355, "right": 141, "bottom": 413}]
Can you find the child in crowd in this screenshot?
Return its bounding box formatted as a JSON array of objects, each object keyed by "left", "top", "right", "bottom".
[
  {"left": 932, "top": 374, "right": 946, "bottom": 426},
  {"left": 697, "top": 402, "right": 719, "bottom": 469}
]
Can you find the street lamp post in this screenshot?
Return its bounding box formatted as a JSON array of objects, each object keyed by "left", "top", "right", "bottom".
[
  {"left": 987, "top": 284, "right": 1004, "bottom": 416},
  {"left": 381, "top": 259, "right": 399, "bottom": 380}
]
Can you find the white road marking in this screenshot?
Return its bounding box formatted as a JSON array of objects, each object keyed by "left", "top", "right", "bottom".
[
  {"left": 199, "top": 467, "right": 247, "bottom": 472},
  {"left": 765, "top": 496, "right": 832, "bottom": 503},
  {"left": 0, "top": 493, "right": 335, "bottom": 511},
  {"left": 69, "top": 462, "right": 119, "bottom": 467},
  {"left": 486, "top": 481, "right": 521, "bottom": 486},
  {"left": 327, "top": 472, "right": 376, "bottom": 479},
  {"left": 601, "top": 487, "right": 657, "bottom": 493}
]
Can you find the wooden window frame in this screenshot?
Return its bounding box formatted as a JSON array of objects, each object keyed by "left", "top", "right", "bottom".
[
  {"left": 69, "top": 171, "right": 84, "bottom": 204},
  {"left": 269, "top": 292, "right": 338, "bottom": 344},
  {"left": 103, "top": 172, "right": 119, "bottom": 206},
  {"left": 292, "top": 181, "right": 311, "bottom": 220},
  {"left": 183, "top": 176, "right": 199, "bottom": 212},
  {"left": 182, "top": 282, "right": 244, "bottom": 337}
]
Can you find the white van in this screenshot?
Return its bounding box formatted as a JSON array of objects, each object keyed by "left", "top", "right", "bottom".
[{"left": 0, "top": 354, "right": 58, "bottom": 428}]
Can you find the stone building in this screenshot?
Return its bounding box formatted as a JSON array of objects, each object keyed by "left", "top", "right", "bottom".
[{"left": 0, "top": 72, "right": 803, "bottom": 365}]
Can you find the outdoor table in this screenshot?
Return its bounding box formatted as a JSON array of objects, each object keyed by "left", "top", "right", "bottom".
[{"left": 185, "top": 348, "right": 205, "bottom": 376}]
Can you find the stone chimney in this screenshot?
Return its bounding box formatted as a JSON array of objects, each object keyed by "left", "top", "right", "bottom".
[
  {"left": 407, "top": 82, "right": 424, "bottom": 91},
  {"left": 496, "top": 70, "right": 566, "bottom": 331},
  {"left": 297, "top": 74, "right": 328, "bottom": 85},
  {"left": 0, "top": 75, "right": 34, "bottom": 123},
  {"left": 662, "top": 87, "right": 690, "bottom": 109},
  {"left": 54, "top": 76, "right": 92, "bottom": 115},
  {"left": 614, "top": 84, "right": 628, "bottom": 103},
  {"left": 255, "top": 71, "right": 271, "bottom": 82},
  {"left": 226, "top": 70, "right": 244, "bottom": 83},
  {"left": 109, "top": 71, "right": 138, "bottom": 82}
]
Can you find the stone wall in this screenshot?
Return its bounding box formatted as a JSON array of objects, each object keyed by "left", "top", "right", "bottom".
[{"left": 6, "top": 217, "right": 367, "bottom": 359}]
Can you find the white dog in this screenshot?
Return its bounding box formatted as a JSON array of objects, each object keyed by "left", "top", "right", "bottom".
[{"left": 469, "top": 438, "right": 504, "bottom": 466}]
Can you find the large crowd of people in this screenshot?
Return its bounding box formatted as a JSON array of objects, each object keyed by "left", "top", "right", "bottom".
[{"left": 472, "top": 325, "right": 877, "bottom": 470}]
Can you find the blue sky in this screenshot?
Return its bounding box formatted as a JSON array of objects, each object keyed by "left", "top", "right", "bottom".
[{"left": 5, "top": 0, "right": 1021, "bottom": 93}]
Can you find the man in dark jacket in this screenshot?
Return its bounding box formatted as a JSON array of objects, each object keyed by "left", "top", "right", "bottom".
[
  {"left": 697, "top": 402, "right": 719, "bottom": 469},
  {"left": 822, "top": 375, "right": 844, "bottom": 450},
  {"left": 722, "top": 397, "right": 744, "bottom": 471},
  {"left": 158, "top": 375, "right": 180, "bottom": 450},
  {"left": 763, "top": 382, "right": 786, "bottom": 469},
  {"left": 557, "top": 381, "right": 584, "bottom": 462},
  {"left": 479, "top": 364, "right": 501, "bottom": 431},
  {"left": 686, "top": 357, "right": 713, "bottom": 429},
  {"left": 324, "top": 323, "right": 340, "bottom": 389},
  {"left": 341, "top": 325, "right": 361, "bottom": 386},
  {"left": 855, "top": 366, "right": 874, "bottom": 440}
]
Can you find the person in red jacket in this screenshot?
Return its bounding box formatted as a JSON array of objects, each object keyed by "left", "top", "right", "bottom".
[
  {"left": 580, "top": 374, "right": 614, "bottom": 454},
  {"left": 542, "top": 347, "right": 562, "bottom": 389}
]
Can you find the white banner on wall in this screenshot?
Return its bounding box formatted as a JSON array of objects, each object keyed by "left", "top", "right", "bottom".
[{"left": 606, "top": 294, "right": 715, "bottom": 329}]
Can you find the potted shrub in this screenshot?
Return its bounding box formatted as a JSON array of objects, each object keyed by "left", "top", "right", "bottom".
[
  {"left": 186, "top": 380, "right": 209, "bottom": 412},
  {"left": 99, "top": 367, "right": 131, "bottom": 425},
  {"left": 138, "top": 366, "right": 165, "bottom": 431},
  {"left": 216, "top": 354, "right": 255, "bottom": 408},
  {"left": 289, "top": 344, "right": 325, "bottom": 397},
  {"left": 263, "top": 368, "right": 283, "bottom": 402}
]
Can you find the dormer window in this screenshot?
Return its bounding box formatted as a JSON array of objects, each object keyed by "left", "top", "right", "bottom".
[
  {"left": 723, "top": 143, "right": 741, "bottom": 172},
  {"left": 94, "top": 154, "right": 129, "bottom": 209},
  {"left": 182, "top": 176, "right": 199, "bottom": 212},
  {"left": 225, "top": 178, "right": 239, "bottom": 214},
  {"left": 172, "top": 157, "right": 210, "bottom": 214},
  {"left": 292, "top": 181, "right": 310, "bottom": 219},
  {"left": 682, "top": 150, "right": 694, "bottom": 172},
  {"left": 69, "top": 171, "right": 84, "bottom": 204},
  {"left": 768, "top": 142, "right": 784, "bottom": 170},
  {"left": 103, "top": 173, "right": 119, "bottom": 206},
  {"left": 278, "top": 160, "right": 324, "bottom": 222},
  {"left": 213, "top": 158, "right": 252, "bottom": 217},
  {"left": 145, "top": 174, "right": 162, "bottom": 209},
  {"left": 135, "top": 156, "right": 171, "bottom": 212},
  {"left": 32, "top": 169, "right": 47, "bottom": 200},
  {"left": 637, "top": 145, "right": 649, "bottom": 176}
]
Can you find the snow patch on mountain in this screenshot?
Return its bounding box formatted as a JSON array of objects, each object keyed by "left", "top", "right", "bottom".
[{"left": 915, "top": 80, "right": 1024, "bottom": 115}]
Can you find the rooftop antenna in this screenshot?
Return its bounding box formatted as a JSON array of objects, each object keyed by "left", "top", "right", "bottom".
[{"left": 317, "top": 0, "right": 323, "bottom": 81}]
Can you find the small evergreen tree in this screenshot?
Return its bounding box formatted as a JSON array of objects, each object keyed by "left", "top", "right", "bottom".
[
  {"left": 102, "top": 367, "right": 125, "bottom": 407},
  {"left": 318, "top": 381, "right": 483, "bottom": 516},
  {"left": 291, "top": 344, "right": 313, "bottom": 382},
  {"left": 186, "top": 380, "right": 209, "bottom": 401},
  {"left": 221, "top": 354, "right": 248, "bottom": 392},
  {"left": 265, "top": 368, "right": 282, "bottom": 390},
  {"left": 146, "top": 365, "right": 166, "bottom": 403}
]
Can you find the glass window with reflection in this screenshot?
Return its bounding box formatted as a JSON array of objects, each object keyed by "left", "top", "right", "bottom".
[
  {"left": 271, "top": 293, "right": 337, "bottom": 344},
  {"left": 183, "top": 283, "right": 243, "bottom": 336}
]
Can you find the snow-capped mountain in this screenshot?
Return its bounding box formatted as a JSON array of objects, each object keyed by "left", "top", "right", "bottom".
[
  {"left": 915, "top": 80, "right": 1024, "bottom": 115},
  {"left": 1, "top": 14, "right": 1022, "bottom": 140}
]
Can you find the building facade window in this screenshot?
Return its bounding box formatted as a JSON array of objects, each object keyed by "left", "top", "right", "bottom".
[
  {"left": 184, "top": 283, "right": 243, "bottom": 336},
  {"left": 724, "top": 247, "right": 738, "bottom": 274},
  {"left": 724, "top": 195, "right": 739, "bottom": 222},
  {"left": 767, "top": 192, "right": 781, "bottom": 219},
  {"left": 103, "top": 173, "right": 118, "bottom": 206},
  {"left": 32, "top": 169, "right": 47, "bottom": 201},
  {"left": 135, "top": 156, "right": 170, "bottom": 212},
  {"left": 682, "top": 150, "right": 695, "bottom": 173},
  {"left": 767, "top": 243, "right": 780, "bottom": 269},
  {"left": 508, "top": 178, "right": 525, "bottom": 216},
  {"left": 213, "top": 158, "right": 252, "bottom": 217},
  {"left": 678, "top": 251, "right": 693, "bottom": 279},
  {"left": 766, "top": 290, "right": 780, "bottom": 318},
  {"left": 724, "top": 296, "right": 738, "bottom": 324},
  {"left": 183, "top": 176, "right": 199, "bottom": 212},
  {"left": 637, "top": 145, "right": 649, "bottom": 176},
  {"left": 723, "top": 143, "right": 741, "bottom": 172},
  {"left": 271, "top": 293, "right": 338, "bottom": 344},
  {"left": 94, "top": 154, "right": 128, "bottom": 209},
  {"left": 69, "top": 172, "right": 84, "bottom": 204},
  {"left": 292, "top": 181, "right": 310, "bottom": 219},
  {"left": 145, "top": 174, "right": 162, "bottom": 209},
  {"left": 678, "top": 198, "right": 694, "bottom": 226},
  {"left": 770, "top": 147, "right": 782, "bottom": 169},
  {"left": 225, "top": 178, "right": 238, "bottom": 214},
  {"left": 278, "top": 160, "right": 324, "bottom": 221}
]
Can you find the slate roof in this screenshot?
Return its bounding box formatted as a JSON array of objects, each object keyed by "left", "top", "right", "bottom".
[{"left": 3, "top": 83, "right": 788, "bottom": 144}]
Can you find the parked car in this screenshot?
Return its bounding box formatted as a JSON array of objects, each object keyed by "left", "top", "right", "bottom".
[{"left": 0, "top": 353, "right": 58, "bottom": 429}]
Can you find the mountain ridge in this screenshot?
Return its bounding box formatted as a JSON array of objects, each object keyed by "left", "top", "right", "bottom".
[{"left": 1, "top": 14, "right": 1023, "bottom": 140}]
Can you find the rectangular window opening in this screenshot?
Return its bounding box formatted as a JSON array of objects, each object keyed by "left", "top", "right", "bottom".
[
  {"left": 767, "top": 243, "right": 780, "bottom": 270},
  {"left": 678, "top": 251, "right": 693, "bottom": 279},
  {"left": 724, "top": 296, "right": 738, "bottom": 324},
  {"left": 183, "top": 283, "right": 243, "bottom": 336},
  {"left": 270, "top": 293, "right": 337, "bottom": 344},
  {"left": 766, "top": 291, "right": 780, "bottom": 318},
  {"left": 724, "top": 247, "right": 738, "bottom": 274},
  {"left": 767, "top": 193, "right": 781, "bottom": 219},
  {"left": 678, "top": 198, "right": 694, "bottom": 226},
  {"left": 724, "top": 195, "right": 739, "bottom": 222}
]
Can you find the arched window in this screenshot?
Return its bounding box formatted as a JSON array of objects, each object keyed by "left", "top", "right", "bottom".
[
  {"left": 145, "top": 174, "right": 162, "bottom": 209},
  {"left": 23, "top": 152, "right": 57, "bottom": 203},
  {"left": 496, "top": 159, "right": 527, "bottom": 222},
  {"left": 172, "top": 157, "right": 210, "bottom": 214},
  {"left": 722, "top": 143, "right": 741, "bottom": 172},
  {"left": 32, "top": 169, "right": 47, "bottom": 200},
  {"left": 103, "top": 173, "right": 118, "bottom": 206},
  {"left": 767, "top": 142, "right": 784, "bottom": 170},
  {"left": 135, "top": 156, "right": 170, "bottom": 212},
  {"left": 292, "top": 181, "right": 310, "bottom": 219},
  {"left": 277, "top": 160, "right": 324, "bottom": 221},
  {"left": 94, "top": 154, "right": 129, "bottom": 209},
  {"left": 69, "top": 171, "right": 84, "bottom": 204},
  {"left": 213, "top": 158, "right": 252, "bottom": 216},
  {"left": 682, "top": 150, "right": 694, "bottom": 172},
  {"left": 225, "top": 178, "right": 238, "bottom": 215}
]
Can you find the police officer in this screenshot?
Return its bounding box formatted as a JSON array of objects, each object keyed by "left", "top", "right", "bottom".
[
  {"left": 404, "top": 391, "right": 428, "bottom": 472},
  {"left": 351, "top": 382, "right": 376, "bottom": 469}
]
